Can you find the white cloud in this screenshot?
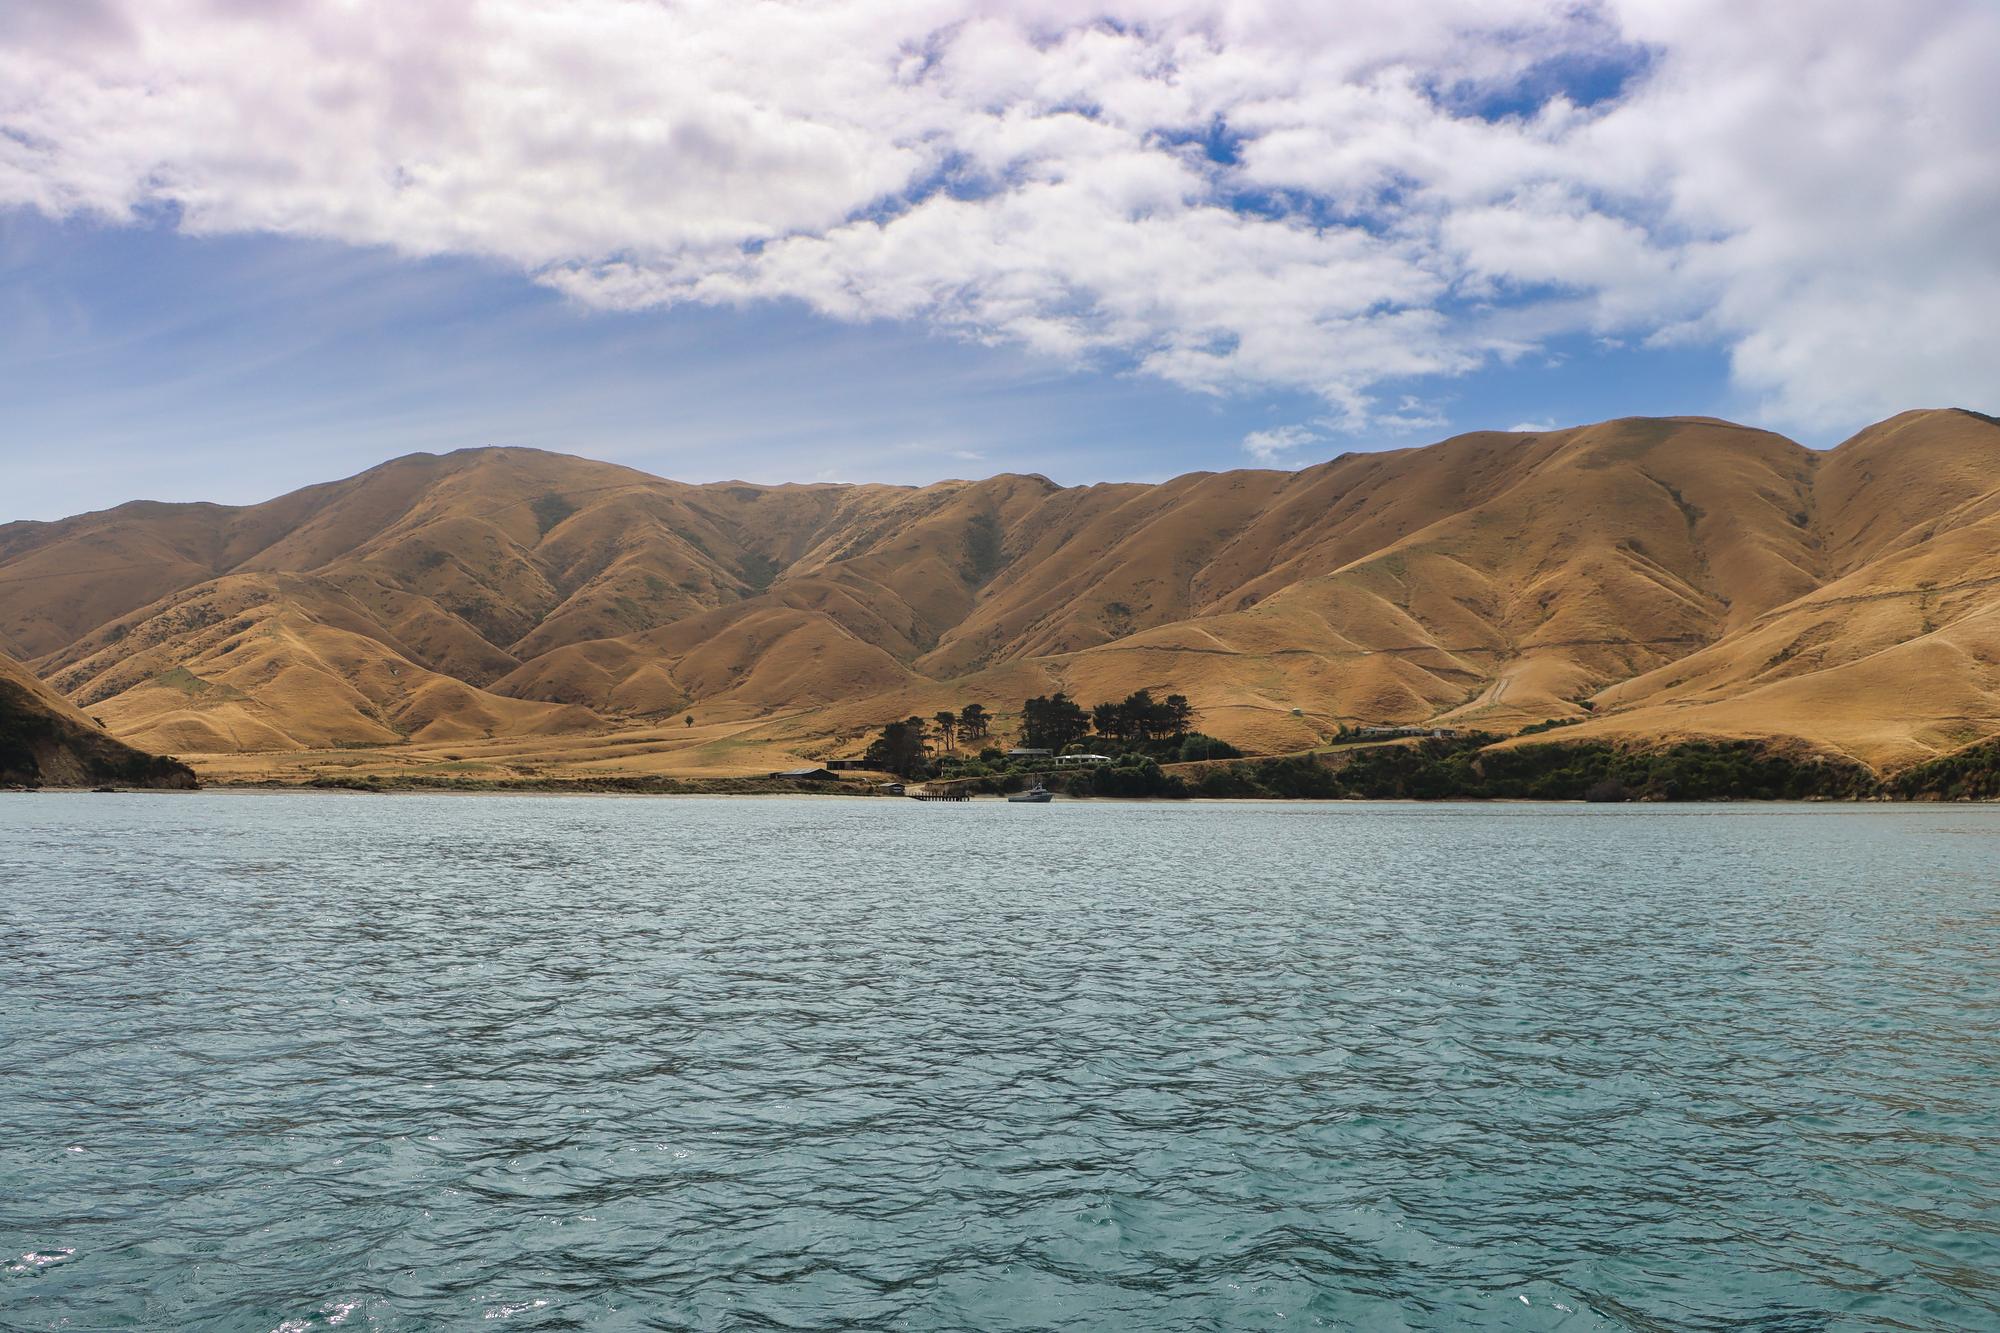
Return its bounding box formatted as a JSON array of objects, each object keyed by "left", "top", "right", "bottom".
[
  {"left": 1508, "top": 419, "right": 1559, "bottom": 433},
  {"left": 1241, "top": 423, "right": 1321, "bottom": 464},
  {"left": 1, "top": 0, "right": 1994, "bottom": 435}
]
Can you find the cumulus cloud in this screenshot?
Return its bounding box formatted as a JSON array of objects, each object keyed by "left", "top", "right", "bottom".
[
  {"left": 1, "top": 0, "right": 1994, "bottom": 434},
  {"left": 1241, "top": 423, "right": 1322, "bottom": 464}
]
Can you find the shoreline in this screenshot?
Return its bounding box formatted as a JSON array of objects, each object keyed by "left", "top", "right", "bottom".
[
  {"left": 8, "top": 782, "right": 1995, "bottom": 806},
  {"left": 16, "top": 732, "right": 1996, "bottom": 802}
]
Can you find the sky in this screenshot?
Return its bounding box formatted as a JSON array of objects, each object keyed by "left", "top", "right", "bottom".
[{"left": 1, "top": 0, "right": 1995, "bottom": 522}]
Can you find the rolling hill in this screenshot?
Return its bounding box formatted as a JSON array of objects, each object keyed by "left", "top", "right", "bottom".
[
  {"left": 0, "top": 649, "right": 197, "bottom": 788},
  {"left": 3, "top": 408, "right": 1997, "bottom": 784}
]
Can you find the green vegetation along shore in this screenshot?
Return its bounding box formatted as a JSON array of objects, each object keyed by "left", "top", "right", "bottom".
[
  {"left": 175, "top": 733, "right": 2000, "bottom": 801},
  {"left": 925, "top": 734, "right": 1997, "bottom": 802},
  {"left": 843, "top": 689, "right": 1982, "bottom": 802},
  {"left": 1884, "top": 739, "right": 2000, "bottom": 801}
]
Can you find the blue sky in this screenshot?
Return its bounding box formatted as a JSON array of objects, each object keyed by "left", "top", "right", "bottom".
[
  {"left": 0, "top": 1, "right": 1992, "bottom": 522},
  {"left": 1, "top": 209, "right": 1739, "bottom": 521}
]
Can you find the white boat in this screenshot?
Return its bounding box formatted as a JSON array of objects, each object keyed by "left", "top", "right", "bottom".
[{"left": 1007, "top": 783, "right": 1053, "bottom": 803}]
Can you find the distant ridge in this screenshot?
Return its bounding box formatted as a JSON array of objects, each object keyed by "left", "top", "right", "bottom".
[{"left": 3, "top": 409, "right": 1998, "bottom": 782}]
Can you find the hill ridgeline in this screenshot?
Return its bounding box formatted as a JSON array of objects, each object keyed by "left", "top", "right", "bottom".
[{"left": 3, "top": 408, "right": 1997, "bottom": 786}]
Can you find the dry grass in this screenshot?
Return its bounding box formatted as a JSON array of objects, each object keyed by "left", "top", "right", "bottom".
[{"left": 5, "top": 411, "right": 1998, "bottom": 782}]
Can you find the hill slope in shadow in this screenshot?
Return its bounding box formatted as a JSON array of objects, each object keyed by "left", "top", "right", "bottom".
[{"left": 0, "top": 650, "right": 197, "bottom": 788}]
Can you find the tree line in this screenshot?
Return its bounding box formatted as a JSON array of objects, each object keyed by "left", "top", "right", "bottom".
[
  {"left": 995, "top": 734, "right": 1884, "bottom": 802},
  {"left": 861, "top": 691, "right": 1203, "bottom": 777},
  {"left": 1021, "top": 689, "right": 1194, "bottom": 750}
]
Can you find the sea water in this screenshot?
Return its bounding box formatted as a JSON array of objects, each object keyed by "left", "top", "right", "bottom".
[{"left": 2, "top": 793, "right": 1996, "bottom": 1330}]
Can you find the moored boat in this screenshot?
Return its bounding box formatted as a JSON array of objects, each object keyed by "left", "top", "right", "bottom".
[{"left": 1007, "top": 783, "right": 1053, "bottom": 803}]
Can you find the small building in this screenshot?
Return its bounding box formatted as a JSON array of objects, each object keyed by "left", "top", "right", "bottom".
[
  {"left": 1360, "top": 725, "right": 1459, "bottom": 739},
  {"left": 826, "top": 758, "right": 874, "bottom": 771},
  {"left": 1006, "top": 747, "right": 1053, "bottom": 759},
  {"left": 769, "top": 767, "right": 837, "bottom": 781},
  {"left": 1055, "top": 753, "right": 1113, "bottom": 767},
  {"left": 878, "top": 781, "right": 906, "bottom": 796}
]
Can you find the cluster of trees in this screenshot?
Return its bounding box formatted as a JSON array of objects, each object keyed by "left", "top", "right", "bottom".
[
  {"left": 864, "top": 718, "right": 933, "bottom": 777},
  {"left": 864, "top": 690, "right": 1218, "bottom": 778},
  {"left": 926, "top": 704, "right": 989, "bottom": 752},
  {"left": 1022, "top": 689, "right": 1196, "bottom": 750},
  {"left": 1020, "top": 693, "right": 1088, "bottom": 750},
  {"left": 862, "top": 703, "right": 994, "bottom": 776}
]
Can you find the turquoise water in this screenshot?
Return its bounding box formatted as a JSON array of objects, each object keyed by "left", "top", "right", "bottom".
[{"left": 2, "top": 794, "right": 1997, "bottom": 1330}]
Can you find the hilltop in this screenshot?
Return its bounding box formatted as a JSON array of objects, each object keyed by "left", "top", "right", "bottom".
[{"left": 3, "top": 408, "right": 1998, "bottom": 786}]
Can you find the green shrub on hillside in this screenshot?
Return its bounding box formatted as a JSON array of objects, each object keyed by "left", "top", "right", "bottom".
[
  {"left": 1887, "top": 739, "right": 2000, "bottom": 800},
  {"left": 1179, "top": 735, "right": 1878, "bottom": 802},
  {"left": 1087, "top": 756, "right": 1188, "bottom": 798}
]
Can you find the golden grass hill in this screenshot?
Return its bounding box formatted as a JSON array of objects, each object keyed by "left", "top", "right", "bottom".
[{"left": 4, "top": 408, "right": 1998, "bottom": 794}]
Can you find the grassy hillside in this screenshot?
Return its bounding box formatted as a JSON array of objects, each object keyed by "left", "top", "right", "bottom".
[
  {"left": 3, "top": 409, "right": 1997, "bottom": 788},
  {"left": 0, "top": 651, "right": 197, "bottom": 788}
]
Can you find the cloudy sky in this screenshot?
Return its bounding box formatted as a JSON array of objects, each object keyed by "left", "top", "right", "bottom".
[{"left": 2, "top": 0, "right": 1995, "bottom": 520}]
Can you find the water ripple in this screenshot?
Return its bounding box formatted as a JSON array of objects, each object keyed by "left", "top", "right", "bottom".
[{"left": 2, "top": 794, "right": 1997, "bottom": 1330}]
